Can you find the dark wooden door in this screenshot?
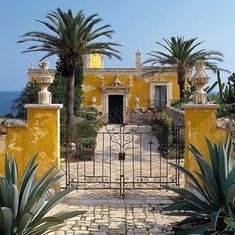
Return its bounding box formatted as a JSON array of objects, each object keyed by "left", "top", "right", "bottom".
[{"left": 108, "top": 95, "right": 123, "bottom": 124}]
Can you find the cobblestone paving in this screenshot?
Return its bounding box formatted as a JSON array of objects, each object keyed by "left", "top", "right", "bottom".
[{"left": 48, "top": 190, "right": 182, "bottom": 235}]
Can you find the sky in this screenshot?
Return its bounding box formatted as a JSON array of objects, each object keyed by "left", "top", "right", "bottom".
[{"left": 1, "top": 0, "right": 235, "bottom": 91}]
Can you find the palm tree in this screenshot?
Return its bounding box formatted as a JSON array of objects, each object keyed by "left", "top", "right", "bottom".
[
  {"left": 144, "top": 36, "right": 224, "bottom": 99},
  {"left": 18, "top": 8, "right": 121, "bottom": 126}
]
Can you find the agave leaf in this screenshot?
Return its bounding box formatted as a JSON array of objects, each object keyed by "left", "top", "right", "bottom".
[
  {"left": 34, "top": 196, "right": 47, "bottom": 215},
  {"left": 224, "top": 168, "right": 235, "bottom": 201},
  {"left": 205, "top": 137, "right": 219, "bottom": 182},
  {"left": 174, "top": 225, "right": 210, "bottom": 235},
  {"left": 192, "top": 151, "right": 221, "bottom": 201},
  {"left": 224, "top": 217, "right": 235, "bottom": 230},
  {"left": 28, "top": 211, "right": 82, "bottom": 232},
  {"left": 162, "top": 199, "right": 200, "bottom": 212},
  {"left": 227, "top": 185, "right": 235, "bottom": 204},
  {"left": 185, "top": 181, "right": 212, "bottom": 204},
  {"left": 218, "top": 143, "right": 227, "bottom": 190},
  {"left": 194, "top": 171, "right": 221, "bottom": 208},
  {"left": 5, "top": 152, "right": 12, "bottom": 185},
  {"left": 0, "top": 206, "right": 13, "bottom": 235},
  {"left": 176, "top": 217, "right": 210, "bottom": 226},
  {"left": 164, "top": 185, "right": 210, "bottom": 210},
  {"left": 22, "top": 196, "right": 43, "bottom": 216},
  {"left": 0, "top": 178, "right": 10, "bottom": 207},
  {"left": 26, "top": 217, "right": 63, "bottom": 235},
  {"left": 11, "top": 156, "right": 18, "bottom": 186},
  {"left": 225, "top": 139, "right": 234, "bottom": 173},
  {"left": 9, "top": 184, "right": 19, "bottom": 219},
  {"left": 17, "top": 212, "right": 33, "bottom": 234},
  {"left": 33, "top": 174, "right": 63, "bottom": 199},
  {"left": 162, "top": 211, "right": 198, "bottom": 217},
  {"left": 164, "top": 210, "right": 210, "bottom": 219},
  {"left": 228, "top": 202, "right": 235, "bottom": 217},
  {"left": 19, "top": 154, "right": 38, "bottom": 200},
  {"left": 29, "top": 166, "right": 56, "bottom": 199},
  {"left": 29, "top": 187, "right": 74, "bottom": 227},
  {"left": 189, "top": 144, "right": 208, "bottom": 177},
  {"left": 19, "top": 165, "right": 39, "bottom": 214},
  {"left": 211, "top": 208, "right": 224, "bottom": 230},
  {"left": 168, "top": 162, "right": 210, "bottom": 202},
  {"left": 52, "top": 210, "right": 85, "bottom": 220}
]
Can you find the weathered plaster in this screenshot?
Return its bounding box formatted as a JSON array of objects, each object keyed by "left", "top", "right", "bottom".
[
  {"left": 0, "top": 105, "right": 62, "bottom": 183},
  {"left": 183, "top": 104, "right": 230, "bottom": 175}
]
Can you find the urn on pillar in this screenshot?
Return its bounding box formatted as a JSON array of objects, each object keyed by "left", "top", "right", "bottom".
[
  {"left": 135, "top": 96, "right": 140, "bottom": 108},
  {"left": 38, "top": 61, "right": 53, "bottom": 104},
  {"left": 91, "top": 96, "right": 97, "bottom": 106},
  {"left": 191, "top": 60, "right": 210, "bottom": 104}
]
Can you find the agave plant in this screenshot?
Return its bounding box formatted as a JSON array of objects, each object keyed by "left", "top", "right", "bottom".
[
  {"left": 162, "top": 138, "right": 235, "bottom": 234},
  {"left": 0, "top": 153, "right": 83, "bottom": 235},
  {"left": 224, "top": 202, "right": 235, "bottom": 231}
]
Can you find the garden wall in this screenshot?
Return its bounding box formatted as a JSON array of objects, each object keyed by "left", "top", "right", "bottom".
[{"left": 165, "top": 106, "right": 184, "bottom": 126}]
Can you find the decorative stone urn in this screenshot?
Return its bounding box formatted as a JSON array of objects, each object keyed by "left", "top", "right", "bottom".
[
  {"left": 91, "top": 96, "right": 97, "bottom": 106},
  {"left": 38, "top": 60, "right": 53, "bottom": 104},
  {"left": 135, "top": 96, "right": 140, "bottom": 108},
  {"left": 191, "top": 60, "right": 210, "bottom": 104}
]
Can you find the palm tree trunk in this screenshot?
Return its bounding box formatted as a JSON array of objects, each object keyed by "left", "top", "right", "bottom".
[
  {"left": 66, "top": 69, "right": 76, "bottom": 126},
  {"left": 178, "top": 71, "right": 185, "bottom": 99}
]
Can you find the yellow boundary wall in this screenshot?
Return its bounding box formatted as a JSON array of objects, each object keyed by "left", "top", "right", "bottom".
[
  {"left": 184, "top": 104, "right": 230, "bottom": 174},
  {"left": 0, "top": 104, "right": 62, "bottom": 182}
]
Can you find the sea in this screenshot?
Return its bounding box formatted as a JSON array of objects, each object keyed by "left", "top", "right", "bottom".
[{"left": 0, "top": 91, "right": 20, "bottom": 117}]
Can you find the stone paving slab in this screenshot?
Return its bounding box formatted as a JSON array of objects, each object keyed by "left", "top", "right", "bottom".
[{"left": 47, "top": 190, "right": 183, "bottom": 235}]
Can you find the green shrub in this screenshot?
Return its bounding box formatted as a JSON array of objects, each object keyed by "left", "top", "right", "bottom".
[
  {"left": 77, "top": 106, "right": 100, "bottom": 121},
  {"left": 162, "top": 138, "right": 235, "bottom": 234},
  {"left": 76, "top": 120, "right": 97, "bottom": 138},
  {"left": 0, "top": 153, "right": 83, "bottom": 235},
  {"left": 151, "top": 117, "right": 169, "bottom": 155},
  {"left": 11, "top": 81, "right": 40, "bottom": 119},
  {"left": 68, "top": 120, "right": 100, "bottom": 156},
  {"left": 151, "top": 112, "right": 184, "bottom": 158}
]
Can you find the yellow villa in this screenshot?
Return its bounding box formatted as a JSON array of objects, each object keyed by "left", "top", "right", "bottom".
[{"left": 28, "top": 51, "right": 180, "bottom": 122}]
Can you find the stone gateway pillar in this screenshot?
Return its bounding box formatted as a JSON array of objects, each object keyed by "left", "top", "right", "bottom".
[{"left": 0, "top": 61, "right": 62, "bottom": 191}]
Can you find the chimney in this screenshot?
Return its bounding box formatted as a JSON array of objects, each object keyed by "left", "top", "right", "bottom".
[{"left": 135, "top": 50, "right": 141, "bottom": 69}]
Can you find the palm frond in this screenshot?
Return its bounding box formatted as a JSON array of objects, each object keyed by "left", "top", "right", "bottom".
[{"left": 18, "top": 8, "right": 121, "bottom": 62}]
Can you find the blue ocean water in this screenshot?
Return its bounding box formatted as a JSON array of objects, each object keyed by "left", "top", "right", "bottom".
[{"left": 0, "top": 91, "right": 20, "bottom": 117}]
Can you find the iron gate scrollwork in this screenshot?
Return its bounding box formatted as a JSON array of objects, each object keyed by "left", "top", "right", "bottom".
[{"left": 61, "top": 107, "right": 183, "bottom": 196}]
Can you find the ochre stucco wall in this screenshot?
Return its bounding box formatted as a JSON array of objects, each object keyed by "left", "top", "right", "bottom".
[
  {"left": 184, "top": 104, "right": 230, "bottom": 174},
  {"left": 82, "top": 73, "right": 179, "bottom": 110},
  {"left": 0, "top": 105, "right": 61, "bottom": 181}
]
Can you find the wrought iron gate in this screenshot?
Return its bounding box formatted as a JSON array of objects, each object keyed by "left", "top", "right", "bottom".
[{"left": 61, "top": 108, "right": 183, "bottom": 196}]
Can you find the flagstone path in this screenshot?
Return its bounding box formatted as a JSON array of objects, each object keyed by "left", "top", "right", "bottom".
[{"left": 48, "top": 190, "right": 182, "bottom": 235}]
